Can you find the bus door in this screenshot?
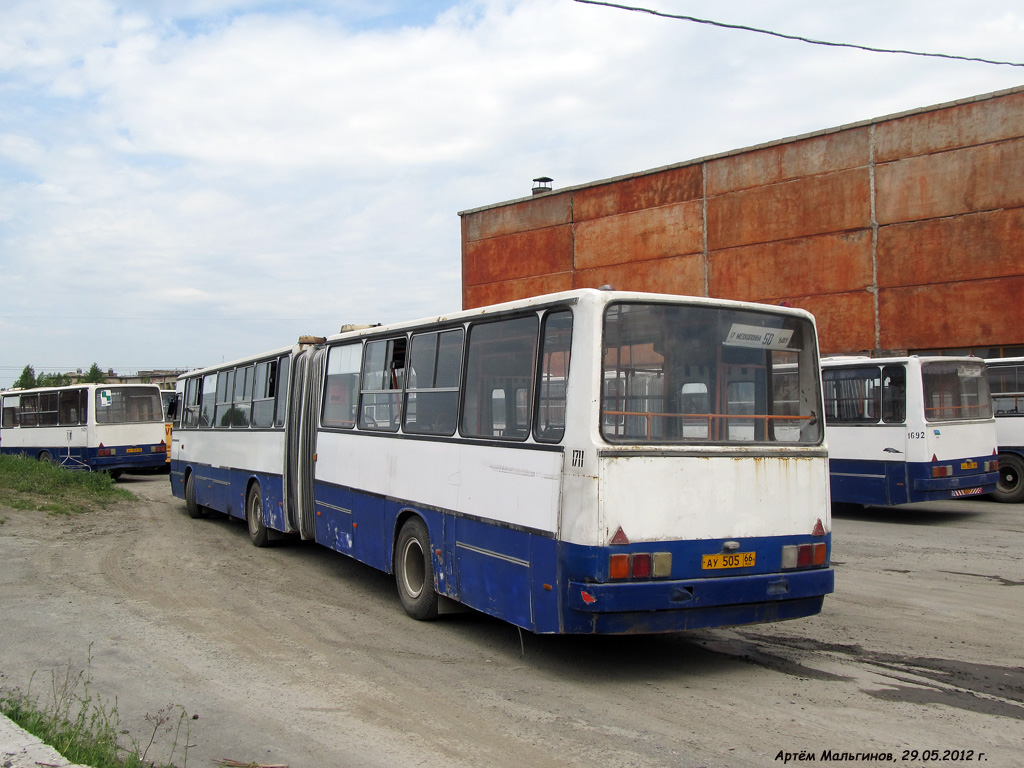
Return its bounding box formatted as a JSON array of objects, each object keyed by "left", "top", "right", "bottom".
[{"left": 877, "top": 365, "right": 909, "bottom": 504}]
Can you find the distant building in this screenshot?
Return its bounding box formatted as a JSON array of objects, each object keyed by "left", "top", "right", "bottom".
[
  {"left": 65, "top": 369, "right": 185, "bottom": 389},
  {"left": 459, "top": 85, "right": 1024, "bottom": 358}
]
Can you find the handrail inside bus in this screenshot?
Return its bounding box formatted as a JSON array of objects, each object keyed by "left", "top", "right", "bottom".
[{"left": 603, "top": 410, "right": 812, "bottom": 440}]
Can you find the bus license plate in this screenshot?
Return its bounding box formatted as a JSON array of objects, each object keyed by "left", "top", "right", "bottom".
[
  {"left": 961, "top": 460, "right": 977, "bottom": 470},
  {"left": 702, "top": 552, "right": 756, "bottom": 570},
  {"left": 126, "top": 447, "right": 142, "bottom": 453}
]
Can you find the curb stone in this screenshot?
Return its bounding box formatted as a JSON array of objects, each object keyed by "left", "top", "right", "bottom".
[{"left": 1, "top": 713, "right": 92, "bottom": 768}]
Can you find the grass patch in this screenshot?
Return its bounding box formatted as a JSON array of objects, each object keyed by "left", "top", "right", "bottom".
[
  {"left": 0, "top": 453, "right": 134, "bottom": 515},
  {"left": 0, "top": 650, "right": 193, "bottom": 768}
]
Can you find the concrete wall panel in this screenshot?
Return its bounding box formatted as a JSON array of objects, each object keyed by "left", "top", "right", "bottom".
[
  {"left": 574, "top": 201, "right": 703, "bottom": 269},
  {"left": 879, "top": 276, "right": 1024, "bottom": 350},
  {"left": 877, "top": 208, "right": 1024, "bottom": 288},
  {"left": 463, "top": 225, "right": 573, "bottom": 287},
  {"left": 706, "top": 128, "right": 869, "bottom": 195},
  {"left": 709, "top": 230, "right": 873, "bottom": 302},
  {"left": 460, "top": 87, "right": 1024, "bottom": 355},
  {"left": 464, "top": 192, "right": 572, "bottom": 242},
  {"left": 708, "top": 169, "right": 871, "bottom": 250},
  {"left": 876, "top": 139, "right": 1024, "bottom": 224},
  {"left": 875, "top": 90, "right": 1024, "bottom": 162},
  {"left": 574, "top": 254, "right": 706, "bottom": 297},
  {"left": 464, "top": 273, "right": 573, "bottom": 310},
  {"left": 790, "top": 292, "right": 876, "bottom": 354},
  {"left": 574, "top": 166, "right": 702, "bottom": 221}
]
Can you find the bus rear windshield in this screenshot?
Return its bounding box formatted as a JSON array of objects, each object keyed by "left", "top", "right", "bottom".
[
  {"left": 922, "top": 361, "right": 992, "bottom": 422},
  {"left": 95, "top": 387, "right": 164, "bottom": 424},
  {"left": 601, "top": 302, "right": 821, "bottom": 445}
]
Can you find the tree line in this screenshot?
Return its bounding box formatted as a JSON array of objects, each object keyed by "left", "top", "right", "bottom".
[{"left": 12, "top": 363, "right": 107, "bottom": 389}]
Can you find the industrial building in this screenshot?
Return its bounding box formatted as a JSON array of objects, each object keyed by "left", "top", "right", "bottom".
[{"left": 459, "top": 85, "right": 1024, "bottom": 357}]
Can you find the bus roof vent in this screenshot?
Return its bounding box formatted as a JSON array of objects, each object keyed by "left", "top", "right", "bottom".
[{"left": 340, "top": 323, "right": 380, "bottom": 334}]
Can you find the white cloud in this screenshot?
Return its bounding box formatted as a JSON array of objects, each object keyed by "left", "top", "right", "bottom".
[{"left": 1, "top": 0, "right": 1023, "bottom": 385}]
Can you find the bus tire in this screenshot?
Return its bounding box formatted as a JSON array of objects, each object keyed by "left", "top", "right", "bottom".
[
  {"left": 395, "top": 517, "right": 439, "bottom": 621},
  {"left": 38, "top": 450, "right": 53, "bottom": 464},
  {"left": 185, "top": 472, "right": 207, "bottom": 519},
  {"left": 994, "top": 453, "right": 1024, "bottom": 504},
  {"left": 246, "top": 482, "right": 271, "bottom": 547}
]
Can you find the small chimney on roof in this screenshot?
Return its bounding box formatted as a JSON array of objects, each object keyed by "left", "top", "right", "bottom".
[{"left": 532, "top": 176, "right": 553, "bottom": 195}]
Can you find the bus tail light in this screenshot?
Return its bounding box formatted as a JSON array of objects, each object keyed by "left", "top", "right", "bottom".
[
  {"left": 653, "top": 552, "right": 672, "bottom": 577},
  {"left": 781, "top": 543, "right": 826, "bottom": 570},
  {"left": 984, "top": 459, "right": 998, "bottom": 472},
  {"left": 609, "top": 552, "right": 672, "bottom": 580},
  {"left": 97, "top": 444, "right": 114, "bottom": 457},
  {"left": 609, "top": 554, "right": 630, "bottom": 579},
  {"left": 631, "top": 553, "right": 652, "bottom": 578},
  {"left": 931, "top": 464, "right": 953, "bottom": 478}
]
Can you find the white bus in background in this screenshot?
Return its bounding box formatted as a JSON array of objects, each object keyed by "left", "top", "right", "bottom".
[
  {"left": 171, "top": 289, "right": 833, "bottom": 635},
  {"left": 985, "top": 357, "right": 1024, "bottom": 503},
  {"left": 821, "top": 356, "right": 999, "bottom": 507},
  {"left": 1, "top": 384, "right": 168, "bottom": 477}
]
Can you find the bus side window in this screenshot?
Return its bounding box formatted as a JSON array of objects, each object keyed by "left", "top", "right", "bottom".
[
  {"left": 881, "top": 365, "right": 906, "bottom": 423},
  {"left": 822, "top": 367, "right": 881, "bottom": 423},
  {"left": 58, "top": 389, "right": 84, "bottom": 426},
  {"left": 535, "top": 310, "right": 572, "bottom": 443},
  {"left": 199, "top": 374, "right": 217, "bottom": 428},
  {"left": 323, "top": 344, "right": 360, "bottom": 429},
  {"left": 20, "top": 394, "right": 39, "bottom": 427},
  {"left": 181, "top": 378, "right": 199, "bottom": 428},
  {"left": 215, "top": 370, "right": 236, "bottom": 428},
  {"left": 230, "top": 365, "right": 253, "bottom": 428},
  {"left": 39, "top": 392, "right": 59, "bottom": 426},
  {"left": 274, "top": 355, "right": 290, "bottom": 428},
  {"left": 1, "top": 396, "right": 20, "bottom": 428},
  {"left": 252, "top": 360, "right": 276, "bottom": 428},
  {"left": 403, "top": 329, "right": 463, "bottom": 436},
  {"left": 461, "top": 315, "right": 538, "bottom": 440},
  {"left": 359, "top": 338, "right": 405, "bottom": 431}
]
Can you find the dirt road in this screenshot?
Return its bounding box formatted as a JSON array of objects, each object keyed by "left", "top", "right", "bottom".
[{"left": 1, "top": 475, "right": 1022, "bottom": 768}]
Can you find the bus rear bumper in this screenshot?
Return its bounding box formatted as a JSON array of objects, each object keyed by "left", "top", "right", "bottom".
[
  {"left": 911, "top": 470, "right": 998, "bottom": 495},
  {"left": 567, "top": 568, "right": 834, "bottom": 615},
  {"left": 90, "top": 445, "right": 168, "bottom": 472}
]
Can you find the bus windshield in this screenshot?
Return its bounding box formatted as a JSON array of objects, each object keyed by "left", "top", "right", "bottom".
[
  {"left": 95, "top": 387, "right": 164, "bottom": 424},
  {"left": 601, "top": 302, "right": 821, "bottom": 445},
  {"left": 922, "top": 360, "right": 992, "bottom": 422}
]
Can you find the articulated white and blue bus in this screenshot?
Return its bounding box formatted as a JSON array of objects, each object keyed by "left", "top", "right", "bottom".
[
  {"left": 1, "top": 384, "right": 168, "bottom": 477},
  {"left": 821, "top": 356, "right": 999, "bottom": 507},
  {"left": 986, "top": 357, "right": 1024, "bottom": 503},
  {"left": 170, "top": 289, "right": 833, "bottom": 634}
]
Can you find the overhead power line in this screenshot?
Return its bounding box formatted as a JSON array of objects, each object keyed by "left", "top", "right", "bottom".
[{"left": 573, "top": 0, "right": 1024, "bottom": 67}]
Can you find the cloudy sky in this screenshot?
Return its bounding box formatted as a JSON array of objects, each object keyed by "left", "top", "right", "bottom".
[{"left": 2, "top": 0, "right": 1022, "bottom": 388}]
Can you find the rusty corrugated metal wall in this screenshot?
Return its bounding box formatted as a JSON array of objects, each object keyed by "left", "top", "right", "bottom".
[{"left": 459, "top": 86, "right": 1024, "bottom": 355}]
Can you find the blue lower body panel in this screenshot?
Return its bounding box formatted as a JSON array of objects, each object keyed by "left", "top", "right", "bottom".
[
  {"left": 171, "top": 461, "right": 285, "bottom": 527},
  {"left": 830, "top": 456, "right": 997, "bottom": 505},
  {"left": 173, "top": 469, "right": 834, "bottom": 635},
  {"left": 2, "top": 444, "right": 166, "bottom": 473}
]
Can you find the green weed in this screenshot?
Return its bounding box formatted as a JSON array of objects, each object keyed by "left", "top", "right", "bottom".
[
  {"left": 0, "top": 649, "right": 192, "bottom": 768},
  {"left": 0, "top": 453, "right": 134, "bottom": 514}
]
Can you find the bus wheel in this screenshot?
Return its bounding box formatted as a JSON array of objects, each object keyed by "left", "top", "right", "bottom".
[
  {"left": 994, "top": 454, "right": 1024, "bottom": 504},
  {"left": 246, "top": 482, "right": 270, "bottom": 547},
  {"left": 185, "top": 472, "right": 207, "bottom": 519},
  {"left": 38, "top": 450, "right": 53, "bottom": 464},
  {"left": 395, "top": 517, "right": 439, "bottom": 621}
]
